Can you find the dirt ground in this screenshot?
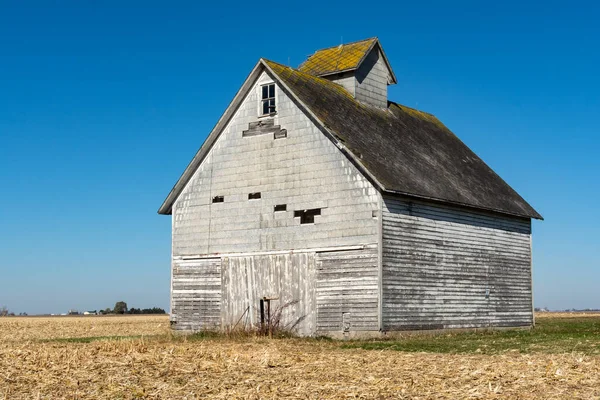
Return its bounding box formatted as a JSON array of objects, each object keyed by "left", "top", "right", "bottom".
[{"left": 1, "top": 315, "right": 599, "bottom": 399}]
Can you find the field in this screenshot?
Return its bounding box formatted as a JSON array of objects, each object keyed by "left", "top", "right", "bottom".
[{"left": 1, "top": 315, "right": 600, "bottom": 399}]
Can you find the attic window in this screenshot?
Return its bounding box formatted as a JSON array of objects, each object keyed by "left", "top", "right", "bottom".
[
  {"left": 261, "top": 83, "right": 276, "bottom": 115},
  {"left": 248, "top": 192, "right": 261, "bottom": 200},
  {"left": 212, "top": 195, "right": 224, "bottom": 203},
  {"left": 294, "top": 208, "right": 321, "bottom": 224},
  {"left": 274, "top": 204, "right": 286, "bottom": 212}
]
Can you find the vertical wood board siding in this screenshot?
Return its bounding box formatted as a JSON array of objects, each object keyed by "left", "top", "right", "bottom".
[
  {"left": 315, "top": 247, "right": 379, "bottom": 333},
  {"left": 221, "top": 253, "right": 316, "bottom": 336},
  {"left": 382, "top": 196, "right": 533, "bottom": 330}
]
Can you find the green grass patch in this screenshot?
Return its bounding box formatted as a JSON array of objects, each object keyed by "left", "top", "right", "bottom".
[{"left": 342, "top": 317, "right": 600, "bottom": 355}]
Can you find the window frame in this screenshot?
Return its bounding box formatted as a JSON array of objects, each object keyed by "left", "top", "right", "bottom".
[{"left": 259, "top": 82, "right": 276, "bottom": 117}]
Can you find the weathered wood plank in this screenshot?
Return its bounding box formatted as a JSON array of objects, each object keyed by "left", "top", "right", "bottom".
[
  {"left": 171, "top": 259, "right": 222, "bottom": 331},
  {"left": 221, "top": 253, "right": 316, "bottom": 336},
  {"left": 315, "top": 248, "right": 379, "bottom": 333},
  {"left": 382, "top": 195, "right": 533, "bottom": 331}
]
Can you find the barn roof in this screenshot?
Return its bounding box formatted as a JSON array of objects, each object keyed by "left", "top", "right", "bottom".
[
  {"left": 298, "top": 38, "right": 397, "bottom": 83},
  {"left": 158, "top": 56, "right": 541, "bottom": 220},
  {"left": 264, "top": 60, "right": 542, "bottom": 220}
]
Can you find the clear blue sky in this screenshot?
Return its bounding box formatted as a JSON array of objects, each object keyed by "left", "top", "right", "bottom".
[{"left": 1, "top": 1, "right": 598, "bottom": 314}]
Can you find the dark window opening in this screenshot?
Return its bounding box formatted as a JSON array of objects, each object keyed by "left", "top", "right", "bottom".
[
  {"left": 294, "top": 208, "right": 321, "bottom": 224},
  {"left": 274, "top": 204, "right": 287, "bottom": 212},
  {"left": 248, "top": 192, "right": 261, "bottom": 200},
  {"left": 261, "top": 83, "right": 276, "bottom": 115},
  {"left": 274, "top": 129, "right": 287, "bottom": 139},
  {"left": 212, "top": 195, "right": 224, "bottom": 203}
]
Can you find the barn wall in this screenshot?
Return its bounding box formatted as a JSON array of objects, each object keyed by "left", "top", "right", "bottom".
[
  {"left": 381, "top": 195, "right": 533, "bottom": 330},
  {"left": 172, "top": 71, "right": 380, "bottom": 256},
  {"left": 174, "top": 247, "right": 380, "bottom": 336},
  {"left": 315, "top": 247, "right": 379, "bottom": 333},
  {"left": 354, "top": 49, "right": 389, "bottom": 108},
  {"left": 171, "top": 258, "right": 221, "bottom": 331},
  {"left": 170, "top": 70, "right": 380, "bottom": 333}
]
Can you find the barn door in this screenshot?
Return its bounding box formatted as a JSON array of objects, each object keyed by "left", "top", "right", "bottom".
[{"left": 221, "top": 253, "right": 316, "bottom": 335}]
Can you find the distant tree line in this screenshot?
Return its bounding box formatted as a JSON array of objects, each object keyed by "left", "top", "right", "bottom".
[
  {"left": 0, "top": 306, "right": 13, "bottom": 317},
  {"left": 98, "top": 301, "right": 166, "bottom": 315},
  {"left": 127, "top": 307, "right": 166, "bottom": 314}
]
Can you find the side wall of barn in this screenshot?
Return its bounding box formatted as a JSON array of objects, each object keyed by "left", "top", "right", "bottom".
[
  {"left": 170, "top": 70, "right": 381, "bottom": 335},
  {"left": 381, "top": 195, "right": 533, "bottom": 330}
]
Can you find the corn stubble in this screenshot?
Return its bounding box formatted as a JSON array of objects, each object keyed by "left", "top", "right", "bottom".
[{"left": 1, "top": 315, "right": 599, "bottom": 399}]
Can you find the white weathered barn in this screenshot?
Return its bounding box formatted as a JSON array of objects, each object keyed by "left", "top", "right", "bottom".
[{"left": 158, "top": 38, "right": 542, "bottom": 337}]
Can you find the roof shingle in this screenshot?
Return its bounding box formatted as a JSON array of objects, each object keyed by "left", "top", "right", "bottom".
[
  {"left": 265, "top": 60, "right": 542, "bottom": 220},
  {"left": 298, "top": 38, "right": 377, "bottom": 77}
]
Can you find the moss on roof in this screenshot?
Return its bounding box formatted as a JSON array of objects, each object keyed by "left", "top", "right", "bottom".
[
  {"left": 264, "top": 59, "right": 541, "bottom": 220},
  {"left": 298, "top": 38, "right": 377, "bottom": 76}
]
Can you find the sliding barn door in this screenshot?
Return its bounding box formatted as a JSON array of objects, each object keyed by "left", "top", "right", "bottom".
[{"left": 221, "top": 253, "right": 316, "bottom": 336}]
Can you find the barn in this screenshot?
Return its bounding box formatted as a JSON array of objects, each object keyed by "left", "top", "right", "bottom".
[{"left": 158, "top": 38, "right": 542, "bottom": 337}]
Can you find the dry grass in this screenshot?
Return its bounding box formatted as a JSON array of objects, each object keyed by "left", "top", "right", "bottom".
[
  {"left": 0, "top": 315, "right": 169, "bottom": 342},
  {"left": 1, "top": 315, "right": 599, "bottom": 399},
  {"left": 535, "top": 312, "right": 600, "bottom": 319}
]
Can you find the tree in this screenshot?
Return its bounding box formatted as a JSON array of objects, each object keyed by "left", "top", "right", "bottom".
[
  {"left": 113, "top": 301, "right": 128, "bottom": 314},
  {"left": 0, "top": 306, "right": 9, "bottom": 317}
]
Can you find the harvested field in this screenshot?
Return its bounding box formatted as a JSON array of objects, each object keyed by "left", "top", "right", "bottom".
[
  {"left": 1, "top": 315, "right": 599, "bottom": 399},
  {"left": 535, "top": 311, "right": 600, "bottom": 319},
  {"left": 0, "top": 315, "right": 169, "bottom": 342}
]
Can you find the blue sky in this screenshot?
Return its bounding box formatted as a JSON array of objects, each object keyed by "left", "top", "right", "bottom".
[{"left": 0, "top": 1, "right": 598, "bottom": 314}]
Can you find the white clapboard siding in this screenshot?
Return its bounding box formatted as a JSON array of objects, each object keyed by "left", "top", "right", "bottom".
[
  {"left": 221, "top": 253, "right": 316, "bottom": 336},
  {"left": 382, "top": 195, "right": 533, "bottom": 330},
  {"left": 315, "top": 248, "right": 379, "bottom": 333},
  {"left": 171, "top": 258, "right": 221, "bottom": 331}
]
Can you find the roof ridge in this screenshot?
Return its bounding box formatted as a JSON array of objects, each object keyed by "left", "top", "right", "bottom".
[
  {"left": 297, "top": 37, "right": 378, "bottom": 70},
  {"left": 311, "top": 37, "right": 377, "bottom": 54}
]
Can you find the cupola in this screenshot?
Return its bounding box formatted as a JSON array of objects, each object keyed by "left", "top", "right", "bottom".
[{"left": 298, "top": 38, "right": 397, "bottom": 108}]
